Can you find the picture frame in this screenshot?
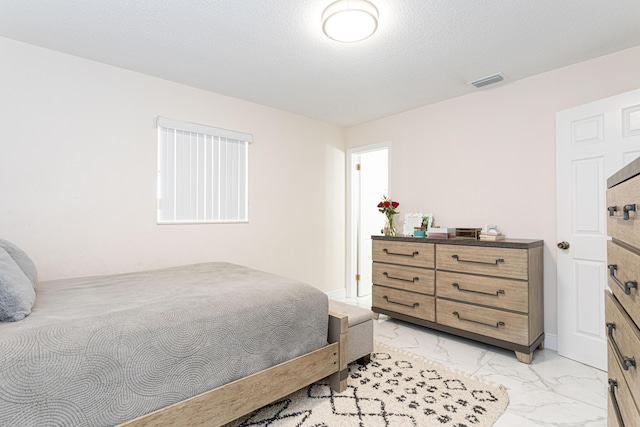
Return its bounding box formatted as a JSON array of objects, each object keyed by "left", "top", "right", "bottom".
[
  {"left": 422, "top": 213, "right": 434, "bottom": 230},
  {"left": 403, "top": 213, "right": 424, "bottom": 236}
]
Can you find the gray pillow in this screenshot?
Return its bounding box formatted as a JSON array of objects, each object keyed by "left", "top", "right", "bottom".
[
  {"left": 0, "top": 238, "right": 37, "bottom": 287},
  {"left": 0, "top": 247, "right": 36, "bottom": 322}
]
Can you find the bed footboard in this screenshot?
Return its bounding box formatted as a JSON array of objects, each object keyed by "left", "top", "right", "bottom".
[
  {"left": 328, "top": 310, "right": 349, "bottom": 392},
  {"left": 119, "top": 311, "right": 348, "bottom": 427}
]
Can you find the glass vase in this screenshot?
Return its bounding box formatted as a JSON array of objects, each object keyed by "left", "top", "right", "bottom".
[{"left": 383, "top": 215, "right": 396, "bottom": 237}]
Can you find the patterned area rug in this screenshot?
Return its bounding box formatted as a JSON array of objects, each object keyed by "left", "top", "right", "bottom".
[{"left": 226, "top": 342, "right": 509, "bottom": 426}]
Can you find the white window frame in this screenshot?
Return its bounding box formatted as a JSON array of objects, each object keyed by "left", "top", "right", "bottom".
[{"left": 156, "top": 116, "right": 252, "bottom": 224}]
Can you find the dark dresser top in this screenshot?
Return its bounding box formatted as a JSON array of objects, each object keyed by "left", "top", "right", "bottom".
[
  {"left": 608, "top": 156, "right": 640, "bottom": 188},
  {"left": 372, "top": 235, "right": 543, "bottom": 249}
]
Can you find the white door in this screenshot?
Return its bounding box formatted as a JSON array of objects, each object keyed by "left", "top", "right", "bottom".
[
  {"left": 347, "top": 144, "right": 390, "bottom": 298},
  {"left": 556, "top": 88, "right": 640, "bottom": 370}
]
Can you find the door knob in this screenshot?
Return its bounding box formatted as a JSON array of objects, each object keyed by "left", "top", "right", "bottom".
[{"left": 557, "top": 241, "right": 570, "bottom": 250}]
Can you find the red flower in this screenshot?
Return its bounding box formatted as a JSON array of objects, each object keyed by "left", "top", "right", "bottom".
[{"left": 377, "top": 195, "right": 399, "bottom": 217}]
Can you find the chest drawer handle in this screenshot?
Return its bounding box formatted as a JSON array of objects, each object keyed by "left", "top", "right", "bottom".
[
  {"left": 608, "top": 379, "right": 625, "bottom": 427},
  {"left": 451, "top": 255, "right": 505, "bottom": 265},
  {"left": 608, "top": 264, "right": 638, "bottom": 296},
  {"left": 383, "top": 248, "right": 419, "bottom": 257},
  {"left": 608, "top": 203, "right": 637, "bottom": 220},
  {"left": 606, "top": 322, "right": 637, "bottom": 371},
  {"left": 383, "top": 296, "right": 419, "bottom": 309},
  {"left": 452, "top": 283, "right": 505, "bottom": 297},
  {"left": 452, "top": 311, "right": 505, "bottom": 329},
  {"left": 383, "top": 272, "right": 419, "bottom": 283}
]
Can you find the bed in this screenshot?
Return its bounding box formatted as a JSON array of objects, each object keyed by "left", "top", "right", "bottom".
[{"left": 0, "top": 246, "right": 347, "bottom": 427}]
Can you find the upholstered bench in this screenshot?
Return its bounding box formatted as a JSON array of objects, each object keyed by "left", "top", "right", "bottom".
[{"left": 328, "top": 299, "right": 374, "bottom": 365}]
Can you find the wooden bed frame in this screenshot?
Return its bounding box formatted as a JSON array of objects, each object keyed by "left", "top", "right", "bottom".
[{"left": 118, "top": 310, "right": 348, "bottom": 427}]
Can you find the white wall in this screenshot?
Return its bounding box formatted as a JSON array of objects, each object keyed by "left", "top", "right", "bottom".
[
  {"left": 0, "top": 37, "right": 345, "bottom": 293},
  {"left": 3, "top": 33, "right": 639, "bottom": 334},
  {"left": 345, "top": 45, "right": 640, "bottom": 340}
]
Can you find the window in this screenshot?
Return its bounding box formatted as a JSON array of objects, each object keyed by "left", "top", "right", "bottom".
[{"left": 156, "top": 116, "right": 251, "bottom": 224}]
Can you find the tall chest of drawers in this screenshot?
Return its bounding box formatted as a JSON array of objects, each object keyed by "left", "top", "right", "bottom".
[
  {"left": 372, "top": 236, "right": 544, "bottom": 363},
  {"left": 605, "top": 156, "right": 640, "bottom": 427}
]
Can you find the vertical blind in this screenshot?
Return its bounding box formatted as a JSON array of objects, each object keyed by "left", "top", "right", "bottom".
[{"left": 157, "top": 116, "right": 251, "bottom": 223}]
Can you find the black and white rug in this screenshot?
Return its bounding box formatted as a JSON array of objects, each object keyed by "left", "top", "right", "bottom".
[{"left": 226, "top": 342, "right": 509, "bottom": 426}]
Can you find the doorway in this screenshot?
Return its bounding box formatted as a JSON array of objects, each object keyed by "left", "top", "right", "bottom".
[
  {"left": 347, "top": 143, "right": 390, "bottom": 299},
  {"left": 556, "top": 88, "right": 640, "bottom": 370}
]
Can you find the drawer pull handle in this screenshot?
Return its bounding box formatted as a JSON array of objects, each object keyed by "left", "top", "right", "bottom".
[
  {"left": 452, "top": 283, "right": 505, "bottom": 297},
  {"left": 608, "top": 264, "right": 638, "bottom": 296},
  {"left": 608, "top": 379, "right": 626, "bottom": 427},
  {"left": 451, "top": 255, "right": 505, "bottom": 265},
  {"left": 608, "top": 203, "right": 637, "bottom": 220},
  {"left": 383, "top": 296, "right": 419, "bottom": 309},
  {"left": 383, "top": 248, "right": 419, "bottom": 257},
  {"left": 383, "top": 272, "right": 419, "bottom": 283},
  {"left": 606, "top": 322, "right": 637, "bottom": 371},
  {"left": 452, "top": 311, "right": 505, "bottom": 329}
]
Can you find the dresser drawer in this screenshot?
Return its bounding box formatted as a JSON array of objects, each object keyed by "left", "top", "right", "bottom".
[
  {"left": 607, "top": 343, "right": 640, "bottom": 427},
  {"left": 437, "top": 299, "right": 529, "bottom": 345},
  {"left": 436, "top": 245, "right": 528, "bottom": 280},
  {"left": 607, "top": 174, "right": 640, "bottom": 249},
  {"left": 605, "top": 291, "right": 640, "bottom": 403},
  {"left": 372, "top": 240, "right": 435, "bottom": 268},
  {"left": 608, "top": 241, "right": 640, "bottom": 329},
  {"left": 373, "top": 263, "right": 435, "bottom": 295},
  {"left": 437, "top": 271, "right": 528, "bottom": 313},
  {"left": 373, "top": 285, "right": 435, "bottom": 321}
]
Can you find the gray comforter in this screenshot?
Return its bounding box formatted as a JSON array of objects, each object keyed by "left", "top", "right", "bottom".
[{"left": 0, "top": 262, "right": 329, "bottom": 426}]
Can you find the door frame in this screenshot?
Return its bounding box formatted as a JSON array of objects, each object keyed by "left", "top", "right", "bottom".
[{"left": 346, "top": 141, "right": 391, "bottom": 299}]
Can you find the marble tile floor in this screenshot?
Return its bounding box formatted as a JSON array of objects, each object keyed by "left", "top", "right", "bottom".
[{"left": 340, "top": 297, "right": 608, "bottom": 426}]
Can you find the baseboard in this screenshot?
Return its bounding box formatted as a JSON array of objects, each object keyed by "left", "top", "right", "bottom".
[
  {"left": 544, "top": 333, "right": 558, "bottom": 351},
  {"left": 325, "top": 288, "right": 346, "bottom": 300}
]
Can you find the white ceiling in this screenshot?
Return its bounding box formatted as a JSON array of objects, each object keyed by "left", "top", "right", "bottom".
[{"left": 2, "top": 0, "right": 640, "bottom": 127}]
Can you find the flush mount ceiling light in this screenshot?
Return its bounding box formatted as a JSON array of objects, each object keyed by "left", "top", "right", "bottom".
[{"left": 322, "top": 0, "right": 379, "bottom": 43}]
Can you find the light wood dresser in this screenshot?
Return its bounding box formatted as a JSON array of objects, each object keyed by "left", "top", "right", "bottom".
[
  {"left": 605, "top": 156, "right": 640, "bottom": 427},
  {"left": 372, "top": 236, "right": 544, "bottom": 363}
]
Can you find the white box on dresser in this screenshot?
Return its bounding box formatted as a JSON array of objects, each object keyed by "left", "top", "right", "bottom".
[
  {"left": 606, "top": 156, "right": 640, "bottom": 427},
  {"left": 372, "top": 236, "right": 544, "bottom": 363}
]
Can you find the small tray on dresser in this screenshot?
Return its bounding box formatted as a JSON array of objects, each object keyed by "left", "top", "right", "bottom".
[{"left": 455, "top": 228, "right": 481, "bottom": 239}]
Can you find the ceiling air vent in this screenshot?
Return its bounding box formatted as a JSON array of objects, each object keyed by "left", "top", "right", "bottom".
[{"left": 468, "top": 73, "right": 505, "bottom": 88}]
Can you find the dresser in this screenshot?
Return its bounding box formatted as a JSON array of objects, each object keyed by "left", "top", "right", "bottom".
[
  {"left": 605, "top": 156, "right": 640, "bottom": 427},
  {"left": 372, "top": 236, "right": 544, "bottom": 363}
]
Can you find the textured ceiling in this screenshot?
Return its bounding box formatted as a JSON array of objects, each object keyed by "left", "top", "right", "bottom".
[{"left": 1, "top": 0, "right": 640, "bottom": 126}]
